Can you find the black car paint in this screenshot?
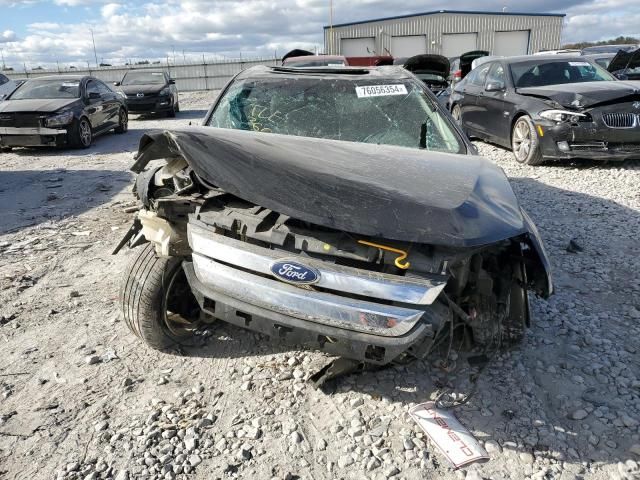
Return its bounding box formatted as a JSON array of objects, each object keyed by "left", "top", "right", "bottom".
[
  {"left": 115, "top": 71, "right": 178, "bottom": 114},
  {"left": 0, "top": 75, "right": 127, "bottom": 148},
  {"left": 449, "top": 56, "right": 640, "bottom": 161}
]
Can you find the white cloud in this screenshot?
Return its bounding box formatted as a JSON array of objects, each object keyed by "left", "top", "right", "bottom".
[
  {"left": 1, "top": 30, "right": 17, "bottom": 43},
  {"left": 101, "top": 2, "right": 119, "bottom": 17}
]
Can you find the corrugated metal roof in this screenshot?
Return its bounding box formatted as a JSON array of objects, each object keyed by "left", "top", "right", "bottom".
[{"left": 324, "top": 10, "right": 566, "bottom": 29}]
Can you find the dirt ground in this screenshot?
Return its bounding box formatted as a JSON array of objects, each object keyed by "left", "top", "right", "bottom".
[{"left": 0, "top": 91, "right": 639, "bottom": 480}]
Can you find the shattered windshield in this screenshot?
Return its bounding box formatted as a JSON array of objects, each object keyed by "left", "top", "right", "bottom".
[
  {"left": 207, "top": 76, "right": 464, "bottom": 153},
  {"left": 11, "top": 79, "right": 80, "bottom": 99}
]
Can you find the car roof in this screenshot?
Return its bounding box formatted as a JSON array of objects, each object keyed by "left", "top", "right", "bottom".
[
  {"left": 237, "top": 65, "right": 414, "bottom": 80},
  {"left": 285, "top": 55, "right": 346, "bottom": 62},
  {"left": 494, "top": 55, "right": 590, "bottom": 64},
  {"left": 124, "top": 70, "right": 167, "bottom": 74}
]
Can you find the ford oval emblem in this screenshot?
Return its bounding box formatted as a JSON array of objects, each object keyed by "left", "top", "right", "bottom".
[{"left": 270, "top": 260, "right": 320, "bottom": 285}]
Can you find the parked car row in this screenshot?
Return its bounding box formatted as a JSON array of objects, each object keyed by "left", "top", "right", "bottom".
[{"left": 0, "top": 70, "right": 179, "bottom": 149}]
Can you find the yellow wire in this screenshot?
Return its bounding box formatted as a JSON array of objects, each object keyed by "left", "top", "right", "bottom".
[{"left": 357, "top": 240, "right": 410, "bottom": 270}]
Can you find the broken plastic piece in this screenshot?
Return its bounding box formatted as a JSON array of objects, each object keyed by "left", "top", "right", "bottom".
[{"left": 409, "top": 401, "right": 489, "bottom": 469}]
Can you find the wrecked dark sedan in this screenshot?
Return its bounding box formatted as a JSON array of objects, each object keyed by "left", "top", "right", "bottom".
[
  {"left": 114, "top": 70, "right": 179, "bottom": 117},
  {"left": 449, "top": 55, "right": 640, "bottom": 165},
  {"left": 0, "top": 75, "right": 128, "bottom": 149},
  {"left": 116, "top": 65, "right": 553, "bottom": 366}
]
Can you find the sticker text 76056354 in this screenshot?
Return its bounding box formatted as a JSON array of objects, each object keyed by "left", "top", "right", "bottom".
[{"left": 355, "top": 84, "right": 408, "bottom": 98}]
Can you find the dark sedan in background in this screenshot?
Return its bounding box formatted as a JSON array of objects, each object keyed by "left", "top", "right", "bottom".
[
  {"left": 0, "top": 75, "right": 128, "bottom": 149},
  {"left": 449, "top": 55, "right": 640, "bottom": 165},
  {"left": 114, "top": 70, "right": 179, "bottom": 117}
]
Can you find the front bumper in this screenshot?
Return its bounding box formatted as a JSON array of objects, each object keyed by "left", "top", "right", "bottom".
[
  {"left": 184, "top": 222, "right": 450, "bottom": 364},
  {"left": 0, "top": 126, "right": 68, "bottom": 147},
  {"left": 125, "top": 96, "right": 173, "bottom": 113},
  {"left": 537, "top": 120, "right": 640, "bottom": 161}
]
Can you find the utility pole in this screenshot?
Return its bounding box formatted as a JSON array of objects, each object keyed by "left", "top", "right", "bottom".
[
  {"left": 90, "top": 28, "right": 98, "bottom": 67},
  {"left": 0, "top": 49, "right": 5, "bottom": 70},
  {"left": 329, "top": 0, "right": 334, "bottom": 55}
]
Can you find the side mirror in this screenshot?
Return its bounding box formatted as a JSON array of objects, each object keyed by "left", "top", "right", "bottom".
[
  {"left": 169, "top": 79, "right": 175, "bottom": 85},
  {"left": 485, "top": 81, "right": 505, "bottom": 92},
  {"left": 88, "top": 92, "right": 101, "bottom": 100},
  {"left": 113, "top": 81, "right": 121, "bottom": 86}
]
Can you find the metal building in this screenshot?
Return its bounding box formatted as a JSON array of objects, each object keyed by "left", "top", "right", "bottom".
[{"left": 324, "top": 10, "right": 565, "bottom": 58}]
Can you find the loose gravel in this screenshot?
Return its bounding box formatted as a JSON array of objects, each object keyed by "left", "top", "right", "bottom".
[{"left": 0, "top": 94, "right": 639, "bottom": 480}]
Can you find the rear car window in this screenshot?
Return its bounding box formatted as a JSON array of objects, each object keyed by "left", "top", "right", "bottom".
[{"left": 208, "top": 76, "right": 464, "bottom": 154}]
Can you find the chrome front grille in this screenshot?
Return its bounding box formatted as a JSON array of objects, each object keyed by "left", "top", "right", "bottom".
[
  {"left": 187, "top": 222, "right": 449, "bottom": 337},
  {"left": 602, "top": 113, "right": 637, "bottom": 128}
]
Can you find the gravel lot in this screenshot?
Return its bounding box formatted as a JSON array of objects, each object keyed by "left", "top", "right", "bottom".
[{"left": 0, "top": 91, "right": 639, "bottom": 480}]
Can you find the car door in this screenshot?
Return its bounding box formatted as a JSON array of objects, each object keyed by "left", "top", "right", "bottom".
[
  {"left": 459, "top": 62, "right": 491, "bottom": 135},
  {"left": 84, "top": 80, "right": 107, "bottom": 129},
  {"left": 477, "top": 62, "right": 509, "bottom": 143},
  {"left": 96, "top": 80, "right": 120, "bottom": 126}
]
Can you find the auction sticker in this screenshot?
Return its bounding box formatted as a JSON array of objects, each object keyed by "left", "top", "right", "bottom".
[
  {"left": 356, "top": 84, "right": 407, "bottom": 98},
  {"left": 569, "top": 62, "right": 591, "bottom": 67},
  {"left": 409, "top": 402, "right": 489, "bottom": 469}
]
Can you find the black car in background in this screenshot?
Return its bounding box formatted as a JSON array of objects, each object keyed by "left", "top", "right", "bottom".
[
  {"left": 0, "top": 73, "right": 8, "bottom": 86},
  {"left": 114, "top": 70, "right": 179, "bottom": 117},
  {"left": 0, "top": 75, "right": 128, "bottom": 149},
  {"left": 449, "top": 55, "right": 640, "bottom": 165}
]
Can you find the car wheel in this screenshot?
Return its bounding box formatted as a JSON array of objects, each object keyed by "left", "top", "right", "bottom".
[
  {"left": 174, "top": 101, "right": 180, "bottom": 113},
  {"left": 451, "top": 104, "right": 462, "bottom": 125},
  {"left": 167, "top": 104, "right": 176, "bottom": 118},
  {"left": 70, "top": 117, "right": 92, "bottom": 149},
  {"left": 120, "top": 244, "right": 204, "bottom": 351},
  {"left": 114, "top": 108, "right": 128, "bottom": 134},
  {"left": 511, "top": 116, "right": 544, "bottom": 166}
]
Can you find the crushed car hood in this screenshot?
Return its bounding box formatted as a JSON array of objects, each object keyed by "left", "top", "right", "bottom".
[
  {"left": 0, "top": 98, "right": 78, "bottom": 113},
  {"left": 397, "top": 54, "right": 450, "bottom": 79},
  {"left": 119, "top": 84, "right": 166, "bottom": 95},
  {"left": 132, "top": 128, "right": 526, "bottom": 248},
  {"left": 608, "top": 48, "right": 640, "bottom": 74},
  {"left": 517, "top": 81, "right": 640, "bottom": 109}
]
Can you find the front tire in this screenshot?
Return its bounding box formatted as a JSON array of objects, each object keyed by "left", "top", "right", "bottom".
[
  {"left": 114, "top": 108, "right": 128, "bottom": 134},
  {"left": 69, "top": 117, "right": 92, "bottom": 149},
  {"left": 511, "top": 116, "right": 543, "bottom": 165},
  {"left": 120, "top": 244, "right": 202, "bottom": 350}
]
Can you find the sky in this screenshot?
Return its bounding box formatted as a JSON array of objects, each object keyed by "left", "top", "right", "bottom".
[{"left": 1, "top": 0, "right": 639, "bottom": 69}]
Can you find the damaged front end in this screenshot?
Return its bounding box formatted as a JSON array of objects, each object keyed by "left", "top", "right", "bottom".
[{"left": 118, "top": 128, "right": 552, "bottom": 365}]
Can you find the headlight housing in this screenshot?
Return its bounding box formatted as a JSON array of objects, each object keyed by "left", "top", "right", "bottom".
[
  {"left": 45, "top": 110, "right": 74, "bottom": 127},
  {"left": 539, "top": 109, "right": 589, "bottom": 123},
  {"left": 116, "top": 91, "right": 126, "bottom": 99},
  {"left": 159, "top": 87, "right": 170, "bottom": 96}
]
